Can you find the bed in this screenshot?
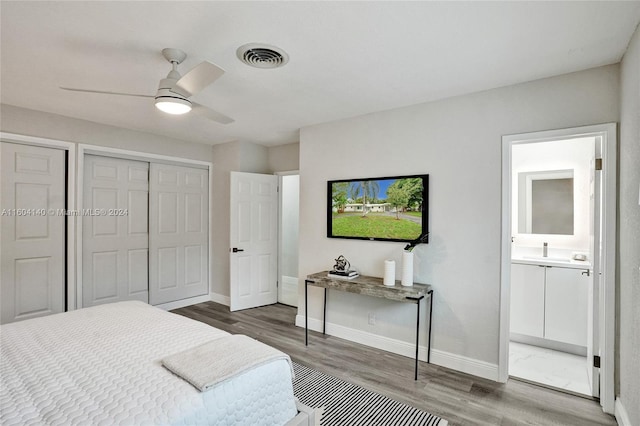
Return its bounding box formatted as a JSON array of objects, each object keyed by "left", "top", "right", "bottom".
[{"left": 0, "top": 301, "right": 311, "bottom": 425}]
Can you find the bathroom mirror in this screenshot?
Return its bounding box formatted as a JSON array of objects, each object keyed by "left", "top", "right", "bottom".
[{"left": 518, "top": 169, "right": 574, "bottom": 235}]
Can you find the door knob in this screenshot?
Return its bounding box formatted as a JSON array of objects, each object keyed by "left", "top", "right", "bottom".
[{"left": 232, "top": 247, "right": 244, "bottom": 253}]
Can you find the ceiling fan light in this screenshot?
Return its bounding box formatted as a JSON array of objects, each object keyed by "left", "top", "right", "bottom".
[{"left": 155, "top": 97, "right": 192, "bottom": 115}]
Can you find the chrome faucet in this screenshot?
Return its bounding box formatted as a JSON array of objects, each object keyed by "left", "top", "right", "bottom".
[{"left": 543, "top": 242, "right": 548, "bottom": 257}]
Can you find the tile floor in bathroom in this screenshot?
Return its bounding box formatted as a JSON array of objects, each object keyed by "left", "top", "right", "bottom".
[{"left": 509, "top": 341, "right": 591, "bottom": 396}]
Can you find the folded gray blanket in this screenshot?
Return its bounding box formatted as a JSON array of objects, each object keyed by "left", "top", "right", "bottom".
[{"left": 162, "top": 334, "right": 294, "bottom": 392}]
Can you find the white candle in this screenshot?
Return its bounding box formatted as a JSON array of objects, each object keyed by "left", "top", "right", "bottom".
[
  {"left": 383, "top": 260, "right": 396, "bottom": 286},
  {"left": 401, "top": 251, "right": 414, "bottom": 287}
]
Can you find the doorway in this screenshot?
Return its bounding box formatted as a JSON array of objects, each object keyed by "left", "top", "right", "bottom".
[
  {"left": 278, "top": 173, "right": 299, "bottom": 307},
  {"left": 228, "top": 171, "right": 300, "bottom": 311},
  {"left": 499, "top": 124, "right": 617, "bottom": 413}
]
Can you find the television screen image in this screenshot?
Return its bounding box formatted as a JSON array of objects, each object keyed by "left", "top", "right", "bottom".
[{"left": 327, "top": 174, "right": 429, "bottom": 243}]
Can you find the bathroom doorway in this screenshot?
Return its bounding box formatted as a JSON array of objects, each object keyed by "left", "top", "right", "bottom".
[{"left": 499, "top": 124, "right": 617, "bottom": 413}]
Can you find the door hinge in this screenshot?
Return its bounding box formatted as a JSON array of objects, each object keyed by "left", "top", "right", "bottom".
[
  {"left": 276, "top": 280, "right": 279, "bottom": 288},
  {"left": 593, "top": 355, "right": 601, "bottom": 368},
  {"left": 595, "top": 158, "right": 603, "bottom": 171}
]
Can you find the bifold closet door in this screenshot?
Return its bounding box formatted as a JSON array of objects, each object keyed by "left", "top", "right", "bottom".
[
  {"left": 1, "top": 142, "right": 66, "bottom": 324},
  {"left": 82, "top": 155, "right": 149, "bottom": 307},
  {"left": 149, "top": 163, "right": 208, "bottom": 305}
]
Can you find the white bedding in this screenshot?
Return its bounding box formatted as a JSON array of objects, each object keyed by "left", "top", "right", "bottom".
[{"left": 0, "top": 301, "right": 298, "bottom": 425}]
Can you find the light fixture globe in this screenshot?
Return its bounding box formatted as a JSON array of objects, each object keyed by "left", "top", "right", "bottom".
[
  {"left": 154, "top": 77, "right": 192, "bottom": 115},
  {"left": 155, "top": 96, "right": 192, "bottom": 115}
]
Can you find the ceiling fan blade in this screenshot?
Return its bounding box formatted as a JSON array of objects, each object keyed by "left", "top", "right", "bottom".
[
  {"left": 171, "top": 61, "right": 225, "bottom": 98},
  {"left": 60, "top": 87, "right": 154, "bottom": 98},
  {"left": 192, "top": 102, "right": 234, "bottom": 124}
]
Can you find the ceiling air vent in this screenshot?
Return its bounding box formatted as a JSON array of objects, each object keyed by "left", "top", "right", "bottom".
[{"left": 236, "top": 43, "right": 289, "bottom": 69}]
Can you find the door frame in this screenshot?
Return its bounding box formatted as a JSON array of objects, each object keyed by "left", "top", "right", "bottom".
[
  {"left": 0, "top": 132, "right": 77, "bottom": 312},
  {"left": 275, "top": 170, "right": 299, "bottom": 306},
  {"left": 76, "top": 144, "right": 213, "bottom": 310},
  {"left": 499, "top": 123, "right": 617, "bottom": 413}
]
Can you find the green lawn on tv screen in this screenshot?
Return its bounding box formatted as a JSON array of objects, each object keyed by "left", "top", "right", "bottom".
[{"left": 332, "top": 213, "right": 421, "bottom": 240}]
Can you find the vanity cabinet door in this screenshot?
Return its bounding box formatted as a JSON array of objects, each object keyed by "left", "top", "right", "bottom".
[
  {"left": 510, "top": 263, "right": 545, "bottom": 338},
  {"left": 544, "top": 267, "right": 588, "bottom": 347}
]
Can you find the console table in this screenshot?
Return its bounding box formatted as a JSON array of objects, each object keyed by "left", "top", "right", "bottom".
[{"left": 304, "top": 271, "right": 433, "bottom": 380}]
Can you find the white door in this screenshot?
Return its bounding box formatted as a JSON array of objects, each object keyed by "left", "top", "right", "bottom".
[
  {"left": 149, "top": 163, "right": 208, "bottom": 305},
  {"left": 230, "top": 172, "right": 278, "bottom": 311},
  {"left": 1, "top": 142, "right": 66, "bottom": 323},
  {"left": 82, "top": 155, "right": 149, "bottom": 307},
  {"left": 587, "top": 149, "right": 602, "bottom": 397}
]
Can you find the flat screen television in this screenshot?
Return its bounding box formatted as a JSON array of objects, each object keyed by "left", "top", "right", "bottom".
[{"left": 327, "top": 174, "right": 429, "bottom": 243}]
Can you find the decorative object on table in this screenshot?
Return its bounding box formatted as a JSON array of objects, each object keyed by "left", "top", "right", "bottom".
[
  {"left": 383, "top": 259, "right": 396, "bottom": 286},
  {"left": 327, "top": 271, "right": 360, "bottom": 280},
  {"left": 404, "top": 233, "right": 430, "bottom": 252},
  {"left": 333, "top": 255, "right": 350, "bottom": 272},
  {"left": 402, "top": 233, "right": 429, "bottom": 287},
  {"left": 401, "top": 251, "right": 414, "bottom": 287},
  {"left": 329, "top": 255, "right": 359, "bottom": 279}
]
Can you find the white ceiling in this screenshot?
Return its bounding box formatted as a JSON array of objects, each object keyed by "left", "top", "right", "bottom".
[{"left": 2, "top": 1, "right": 639, "bottom": 147}]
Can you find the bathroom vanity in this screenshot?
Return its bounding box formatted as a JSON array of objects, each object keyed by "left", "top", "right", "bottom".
[{"left": 510, "top": 256, "right": 591, "bottom": 354}]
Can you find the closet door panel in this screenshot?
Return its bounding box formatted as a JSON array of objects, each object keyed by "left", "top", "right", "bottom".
[
  {"left": 92, "top": 251, "right": 118, "bottom": 300},
  {"left": 82, "top": 155, "right": 149, "bottom": 307},
  {"left": 149, "top": 163, "right": 208, "bottom": 305},
  {"left": 128, "top": 190, "right": 148, "bottom": 235},
  {"left": 1, "top": 142, "right": 65, "bottom": 324},
  {"left": 185, "top": 245, "right": 203, "bottom": 285},
  {"left": 128, "top": 249, "right": 148, "bottom": 295},
  {"left": 158, "top": 247, "right": 178, "bottom": 289}
]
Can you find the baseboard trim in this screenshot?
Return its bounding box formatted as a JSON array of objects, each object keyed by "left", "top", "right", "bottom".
[
  {"left": 282, "top": 275, "right": 299, "bottom": 288},
  {"left": 295, "top": 314, "right": 498, "bottom": 381},
  {"left": 430, "top": 349, "right": 499, "bottom": 381},
  {"left": 209, "top": 292, "right": 230, "bottom": 306},
  {"left": 615, "top": 397, "right": 632, "bottom": 426},
  {"left": 155, "top": 294, "right": 211, "bottom": 311}
]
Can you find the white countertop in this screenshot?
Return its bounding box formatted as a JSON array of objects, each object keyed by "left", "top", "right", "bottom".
[{"left": 511, "top": 256, "right": 591, "bottom": 269}]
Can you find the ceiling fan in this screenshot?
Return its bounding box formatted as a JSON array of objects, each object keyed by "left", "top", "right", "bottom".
[{"left": 61, "top": 48, "right": 234, "bottom": 124}]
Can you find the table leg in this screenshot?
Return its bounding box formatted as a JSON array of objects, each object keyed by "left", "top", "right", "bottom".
[
  {"left": 323, "top": 288, "right": 327, "bottom": 335},
  {"left": 305, "top": 280, "right": 308, "bottom": 346},
  {"left": 428, "top": 290, "right": 433, "bottom": 363},
  {"left": 415, "top": 298, "right": 420, "bottom": 380}
]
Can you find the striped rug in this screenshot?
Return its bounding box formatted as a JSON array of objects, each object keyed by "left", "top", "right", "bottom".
[{"left": 292, "top": 362, "right": 447, "bottom": 426}]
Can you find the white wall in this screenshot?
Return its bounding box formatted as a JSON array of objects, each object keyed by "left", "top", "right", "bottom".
[
  {"left": 269, "top": 143, "right": 300, "bottom": 173},
  {"left": 511, "top": 137, "right": 594, "bottom": 254},
  {"left": 617, "top": 23, "right": 640, "bottom": 426},
  {"left": 298, "top": 64, "right": 619, "bottom": 377},
  {"left": 0, "top": 104, "right": 212, "bottom": 161}
]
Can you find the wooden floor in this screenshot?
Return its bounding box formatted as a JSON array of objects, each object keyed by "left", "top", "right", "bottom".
[{"left": 172, "top": 302, "right": 616, "bottom": 426}]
